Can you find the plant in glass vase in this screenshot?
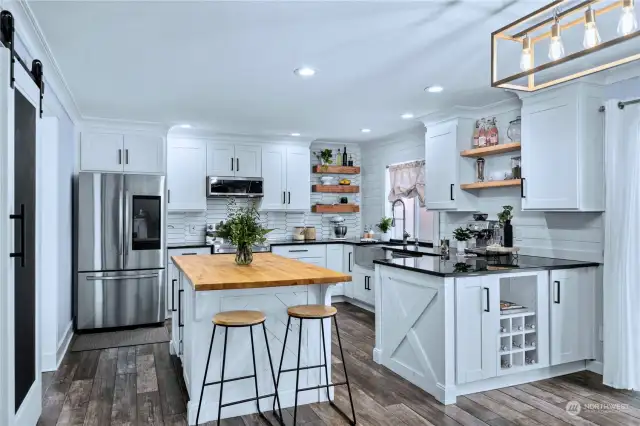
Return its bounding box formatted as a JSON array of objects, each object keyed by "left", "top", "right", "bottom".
[
  {"left": 453, "top": 227, "right": 472, "bottom": 252},
  {"left": 376, "top": 217, "right": 393, "bottom": 242},
  {"left": 216, "top": 206, "right": 273, "bottom": 265},
  {"left": 313, "top": 149, "right": 333, "bottom": 171}
]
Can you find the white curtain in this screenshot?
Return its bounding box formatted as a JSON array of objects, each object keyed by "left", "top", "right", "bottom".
[
  {"left": 387, "top": 160, "right": 425, "bottom": 207},
  {"left": 603, "top": 100, "right": 640, "bottom": 389}
]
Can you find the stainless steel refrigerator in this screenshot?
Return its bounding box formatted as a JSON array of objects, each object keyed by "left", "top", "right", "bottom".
[{"left": 75, "top": 172, "right": 166, "bottom": 330}]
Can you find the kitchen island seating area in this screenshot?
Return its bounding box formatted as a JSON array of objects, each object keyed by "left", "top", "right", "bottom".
[{"left": 171, "top": 253, "right": 352, "bottom": 424}]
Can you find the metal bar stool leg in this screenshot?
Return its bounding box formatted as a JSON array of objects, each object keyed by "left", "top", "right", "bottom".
[
  {"left": 263, "top": 322, "right": 284, "bottom": 424},
  {"left": 217, "top": 327, "right": 229, "bottom": 424},
  {"left": 249, "top": 325, "right": 265, "bottom": 419},
  {"left": 273, "top": 315, "right": 290, "bottom": 415},
  {"left": 320, "top": 318, "right": 331, "bottom": 402},
  {"left": 334, "top": 315, "right": 356, "bottom": 425},
  {"left": 196, "top": 324, "right": 216, "bottom": 426},
  {"left": 292, "top": 318, "right": 304, "bottom": 426}
]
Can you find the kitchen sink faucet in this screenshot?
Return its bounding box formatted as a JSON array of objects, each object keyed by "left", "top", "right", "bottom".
[{"left": 391, "top": 199, "right": 411, "bottom": 244}]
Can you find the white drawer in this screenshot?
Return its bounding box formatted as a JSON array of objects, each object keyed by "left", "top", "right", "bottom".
[{"left": 272, "top": 244, "right": 326, "bottom": 259}]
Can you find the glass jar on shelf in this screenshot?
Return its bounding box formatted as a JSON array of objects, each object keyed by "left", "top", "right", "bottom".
[
  {"left": 511, "top": 156, "right": 522, "bottom": 179},
  {"left": 507, "top": 116, "right": 521, "bottom": 143},
  {"left": 476, "top": 157, "right": 485, "bottom": 182}
]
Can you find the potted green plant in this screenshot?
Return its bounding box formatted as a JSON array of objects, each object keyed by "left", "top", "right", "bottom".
[
  {"left": 453, "top": 226, "right": 472, "bottom": 252},
  {"left": 216, "top": 206, "right": 273, "bottom": 265},
  {"left": 313, "top": 149, "right": 333, "bottom": 171},
  {"left": 376, "top": 217, "right": 393, "bottom": 242},
  {"left": 497, "top": 205, "right": 514, "bottom": 248}
]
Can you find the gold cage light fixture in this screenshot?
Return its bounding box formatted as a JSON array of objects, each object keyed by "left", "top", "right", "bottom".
[{"left": 491, "top": 0, "right": 640, "bottom": 91}]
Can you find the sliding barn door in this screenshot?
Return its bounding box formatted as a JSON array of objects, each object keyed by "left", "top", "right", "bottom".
[{"left": 0, "top": 47, "right": 42, "bottom": 426}]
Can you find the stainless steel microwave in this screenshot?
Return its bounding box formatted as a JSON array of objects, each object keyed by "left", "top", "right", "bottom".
[{"left": 207, "top": 176, "right": 264, "bottom": 198}]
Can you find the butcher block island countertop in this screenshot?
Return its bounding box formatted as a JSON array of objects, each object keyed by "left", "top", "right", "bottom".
[{"left": 171, "top": 252, "right": 352, "bottom": 291}]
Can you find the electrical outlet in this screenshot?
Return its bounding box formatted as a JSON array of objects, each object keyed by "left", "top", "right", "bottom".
[{"left": 188, "top": 223, "right": 199, "bottom": 235}]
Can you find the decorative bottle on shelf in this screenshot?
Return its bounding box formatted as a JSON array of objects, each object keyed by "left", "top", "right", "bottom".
[
  {"left": 478, "top": 119, "right": 487, "bottom": 147},
  {"left": 473, "top": 120, "right": 480, "bottom": 148},
  {"left": 336, "top": 149, "right": 342, "bottom": 166},
  {"left": 343, "top": 146, "right": 348, "bottom": 166},
  {"left": 348, "top": 154, "right": 354, "bottom": 166},
  {"left": 504, "top": 219, "right": 513, "bottom": 248},
  {"left": 488, "top": 117, "right": 499, "bottom": 146}
]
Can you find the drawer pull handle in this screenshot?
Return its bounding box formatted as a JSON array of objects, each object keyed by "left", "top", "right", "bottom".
[{"left": 288, "top": 249, "right": 309, "bottom": 253}]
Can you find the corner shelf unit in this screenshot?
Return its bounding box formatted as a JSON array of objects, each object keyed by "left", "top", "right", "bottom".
[
  {"left": 312, "top": 185, "right": 359, "bottom": 193},
  {"left": 460, "top": 142, "right": 521, "bottom": 158},
  {"left": 312, "top": 165, "right": 361, "bottom": 174},
  {"left": 311, "top": 204, "right": 360, "bottom": 213}
]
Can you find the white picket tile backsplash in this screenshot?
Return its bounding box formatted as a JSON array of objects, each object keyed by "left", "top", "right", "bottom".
[{"left": 167, "top": 142, "right": 361, "bottom": 243}]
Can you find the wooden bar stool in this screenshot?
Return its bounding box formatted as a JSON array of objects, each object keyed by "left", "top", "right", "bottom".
[
  {"left": 273, "top": 304, "right": 356, "bottom": 425},
  {"left": 196, "top": 310, "right": 283, "bottom": 426}
]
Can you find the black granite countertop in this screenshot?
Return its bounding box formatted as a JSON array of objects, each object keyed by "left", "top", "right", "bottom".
[
  {"left": 268, "top": 238, "right": 363, "bottom": 246},
  {"left": 268, "top": 238, "right": 434, "bottom": 247},
  {"left": 374, "top": 253, "right": 600, "bottom": 277}
]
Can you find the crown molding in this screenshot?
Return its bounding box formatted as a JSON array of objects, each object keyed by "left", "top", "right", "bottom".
[
  {"left": 168, "top": 128, "right": 314, "bottom": 147},
  {"left": 418, "top": 98, "right": 521, "bottom": 127},
  {"left": 81, "top": 116, "right": 169, "bottom": 136},
  {"left": 8, "top": 1, "right": 82, "bottom": 124}
]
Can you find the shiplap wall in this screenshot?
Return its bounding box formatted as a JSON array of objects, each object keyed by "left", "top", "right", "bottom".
[
  {"left": 361, "top": 113, "right": 604, "bottom": 263},
  {"left": 167, "top": 142, "right": 361, "bottom": 243}
]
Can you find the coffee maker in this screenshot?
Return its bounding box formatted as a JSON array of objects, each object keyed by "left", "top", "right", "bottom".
[{"left": 466, "top": 220, "right": 500, "bottom": 254}]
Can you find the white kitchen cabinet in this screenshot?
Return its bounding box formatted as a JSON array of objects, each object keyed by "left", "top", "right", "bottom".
[
  {"left": 549, "top": 268, "right": 596, "bottom": 365},
  {"left": 167, "top": 248, "right": 211, "bottom": 354},
  {"left": 424, "top": 119, "right": 476, "bottom": 211},
  {"left": 261, "top": 145, "right": 310, "bottom": 212},
  {"left": 520, "top": 82, "right": 604, "bottom": 211},
  {"left": 351, "top": 264, "right": 375, "bottom": 306},
  {"left": 80, "top": 132, "right": 124, "bottom": 172},
  {"left": 235, "top": 145, "right": 262, "bottom": 177},
  {"left": 123, "top": 134, "right": 165, "bottom": 174},
  {"left": 343, "top": 245, "right": 354, "bottom": 298},
  {"left": 455, "top": 276, "right": 499, "bottom": 384},
  {"left": 207, "top": 142, "right": 262, "bottom": 177},
  {"left": 206, "top": 143, "right": 235, "bottom": 176},
  {"left": 80, "top": 131, "right": 165, "bottom": 174},
  {"left": 327, "top": 245, "right": 344, "bottom": 296},
  {"left": 167, "top": 139, "right": 207, "bottom": 211}
]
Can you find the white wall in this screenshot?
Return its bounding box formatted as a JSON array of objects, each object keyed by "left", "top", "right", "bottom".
[{"left": 167, "top": 142, "right": 362, "bottom": 243}]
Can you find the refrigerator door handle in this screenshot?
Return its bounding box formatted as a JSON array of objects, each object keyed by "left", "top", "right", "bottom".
[
  {"left": 124, "top": 190, "right": 130, "bottom": 266},
  {"left": 85, "top": 274, "right": 159, "bottom": 281}
]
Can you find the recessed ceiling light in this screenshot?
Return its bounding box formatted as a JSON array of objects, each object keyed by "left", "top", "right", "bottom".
[
  {"left": 178, "top": 124, "right": 192, "bottom": 128},
  {"left": 401, "top": 113, "right": 414, "bottom": 120},
  {"left": 294, "top": 67, "right": 316, "bottom": 77},
  {"left": 425, "top": 85, "right": 444, "bottom": 93},
  {"left": 290, "top": 132, "right": 301, "bottom": 137},
  {"left": 361, "top": 128, "right": 371, "bottom": 133}
]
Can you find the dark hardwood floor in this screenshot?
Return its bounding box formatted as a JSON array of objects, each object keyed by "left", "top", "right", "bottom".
[{"left": 39, "top": 302, "right": 639, "bottom": 425}]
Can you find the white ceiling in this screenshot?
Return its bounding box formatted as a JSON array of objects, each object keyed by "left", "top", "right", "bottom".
[{"left": 28, "top": 1, "right": 549, "bottom": 141}]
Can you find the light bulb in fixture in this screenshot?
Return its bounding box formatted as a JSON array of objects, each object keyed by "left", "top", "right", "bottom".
[
  {"left": 520, "top": 35, "right": 533, "bottom": 71},
  {"left": 618, "top": 0, "right": 638, "bottom": 36},
  {"left": 583, "top": 7, "right": 601, "bottom": 48},
  {"left": 548, "top": 18, "right": 565, "bottom": 60}
]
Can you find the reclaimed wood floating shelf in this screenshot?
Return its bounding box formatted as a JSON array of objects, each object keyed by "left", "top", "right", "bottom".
[
  {"left": 312, "top": 185, "right": 360, "bottom": 193},
  {"left": 460, "top": 179, "right": 522, "bottom": 190},
  {"left": 311, "top": 204, "right": 360, "bottom": 213},
  {"left": 312, "top": 165, "right": 361, "bottom": 174},
  {"left": 460, "top": 142, "right": 521, "bottom": 158}
]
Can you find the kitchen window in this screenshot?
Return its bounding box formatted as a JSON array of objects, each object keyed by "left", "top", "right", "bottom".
[{"left": 385, "top": 161, "right": 438, "bottom": 243}]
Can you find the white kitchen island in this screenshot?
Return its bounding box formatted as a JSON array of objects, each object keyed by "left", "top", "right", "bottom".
[
  {"left": 171, "top": 253, "right": 351, "bottom": 425},
  {"left": 373, "top": 253, "right": 599, "bottom": 404}
]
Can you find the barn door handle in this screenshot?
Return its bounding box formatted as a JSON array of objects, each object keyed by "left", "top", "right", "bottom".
[{"left": 9, "top": 203, "right": 25, "bottom": 267}]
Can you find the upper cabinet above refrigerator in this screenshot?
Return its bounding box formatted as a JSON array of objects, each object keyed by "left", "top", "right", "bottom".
[{"left": 80, "top": 131, "right": 165, "bottom": 174}]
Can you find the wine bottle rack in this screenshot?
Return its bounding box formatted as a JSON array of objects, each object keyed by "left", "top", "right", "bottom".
[{"left": 498, "top": 311, "right": 538, "bottom": 374}]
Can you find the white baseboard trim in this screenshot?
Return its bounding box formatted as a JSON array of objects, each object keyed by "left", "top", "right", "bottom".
[
  {"left": 14, "top": 379, "right": 41, "bottom": 426},
  {"left": 331, "top": 295, "right": 346, "bottom": 303},
  {"left": 338, "top": 297, "right": 374, "bottom": 313},
  {"left": 587, "top": 360, "right": 603, "bottom": 375},
  {"left": 56, "top": 321, "right": 74, "bottom": 368},
  {"left": 41, "top": 351, "right": 58, "bottom": 372},
  {"left": 373, "top": 348, "right": 382, "bottom": 364}
]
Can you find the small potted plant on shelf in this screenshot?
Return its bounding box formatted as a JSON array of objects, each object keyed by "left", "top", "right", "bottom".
[
  {"left": 453, "top": 226, "right": 472, "bottom": 252},
  {"left": 216, "top": 206, "right": 273, "bottom": 265},
  {"left": 313, "top": 149, "right": 333, "bottom": 171},
  {"left": 376, "top": 217, "right": 393, "bottom": 242},
  {"left": 497, "top": 205, "right": 514, "bottom": 247}
]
